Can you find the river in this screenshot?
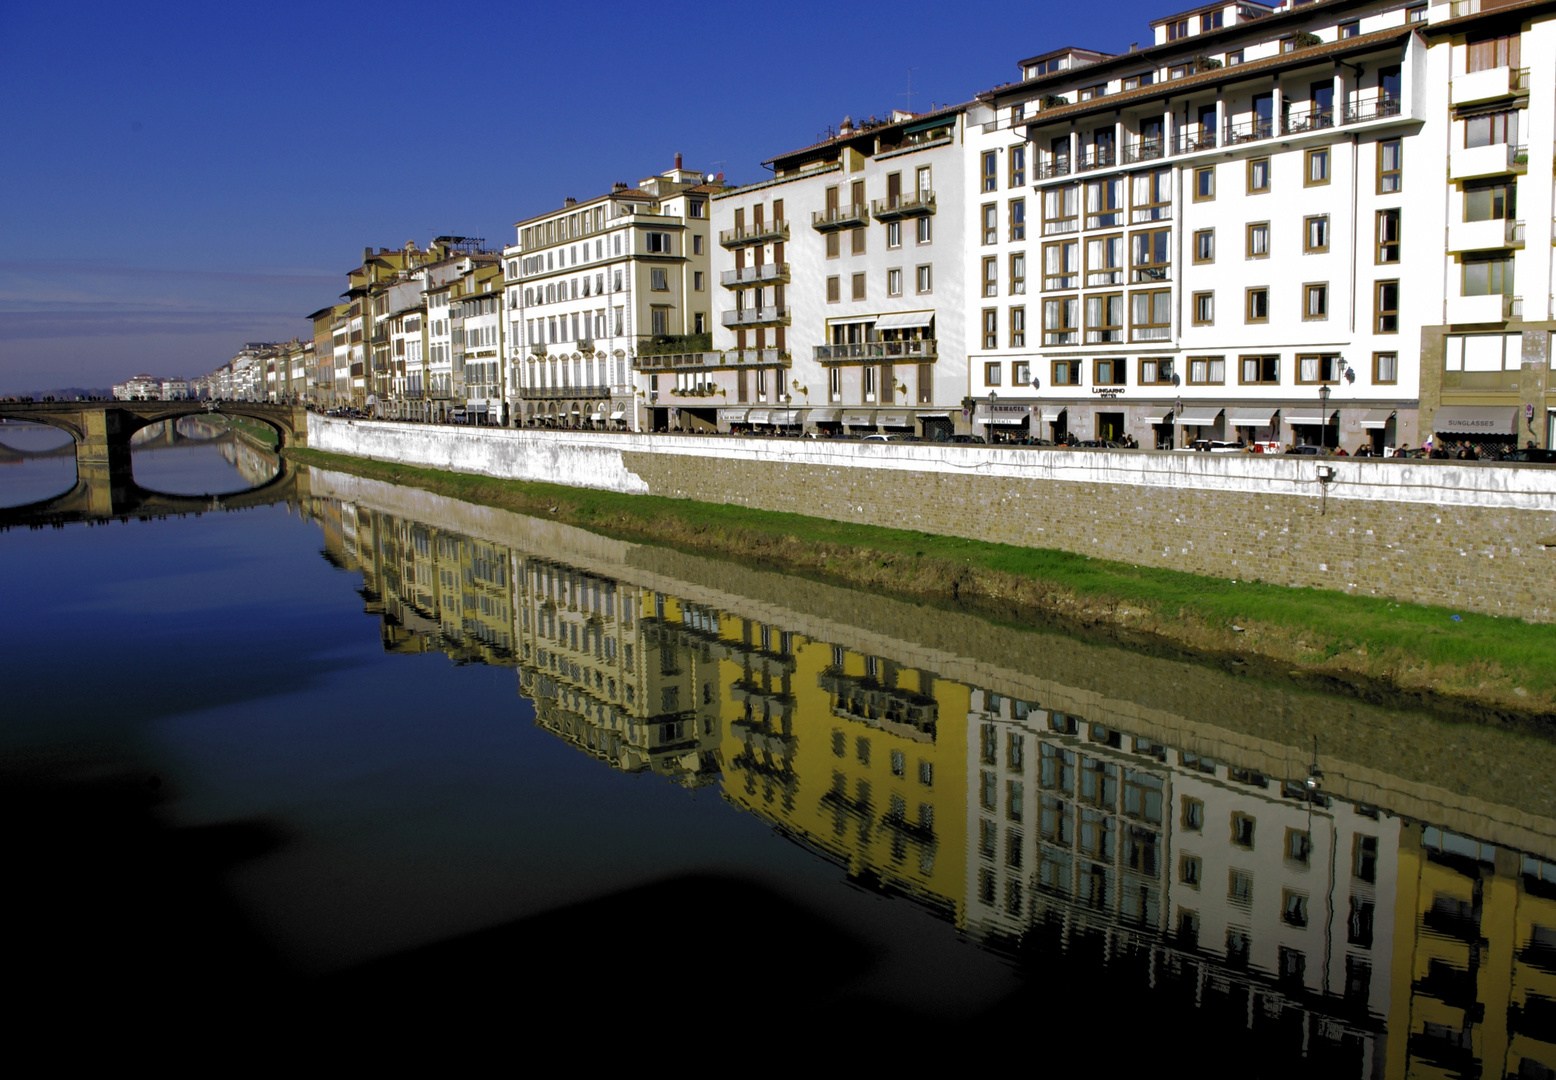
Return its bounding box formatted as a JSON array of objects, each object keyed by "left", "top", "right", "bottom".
[{"left": 1, "top": 426, "right": 1552, "bottom": 1071}]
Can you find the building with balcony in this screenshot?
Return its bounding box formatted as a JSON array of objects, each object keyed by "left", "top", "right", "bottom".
[
  {"left": 503, "top": 158, "right": 722, "bottom": 432},
  {"left": 710, "top": 108, "right": 971, "bottom": 439}
]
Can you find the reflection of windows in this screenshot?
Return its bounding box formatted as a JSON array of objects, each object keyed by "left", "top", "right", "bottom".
[
  {"left": 1282, "top": 890, "right": 1309, "bottom": 927},
  {"left": 1231, "top": 812, "right": 1256, "bottom": 848},
  {"left": 890, "top": 749, "right": 905, "bottom": 776},
  {"left": 1226, "top": 927, "right": 1251, "bottom": 967},
  {"left": 1285, "top": 827, "right": 1314, "bottom": 865},
  {"left": 918, "top": 761, "right": 934, "bottom": 786},
  {"left": 1279, "top": 946, "right": 1306, "bottom": 984},
  {"left": 1180, "top": 796, "right": 1204, "bottom": 830},
  {"left": 1180, "top": 853, "right": 1202, "bottom": 887},
  {"left": 1348, "top": 897, "right": 1375, "bottom": 948},
  {"left": 1353, "top": 834, "right": 1379, "bottom": 882},
  {"left": 1229, "top": 869, "right": 1253, "bottom": 906}
]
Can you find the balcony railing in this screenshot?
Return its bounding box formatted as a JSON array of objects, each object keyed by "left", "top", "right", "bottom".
[
  {"left": 1076, "top": 145, "right": 1116, "bottom": 172},
  {"left": 1509, "top": 143, "right": 1529, "bottom": 172},
  {"left": 811, "top": 204, "right": 870, "bottom": 231},
  {"left": 1342, "top": 94, "right": 1402, "bottom": 125},
  {"left": 1132, "top": 326, "right": 1171, "bottom": 342},
  {"left": 1035, "top": 157, "right": 1071, "bottom": 180},
  {"left": 522, "top": 384, "right": 611, "bottom": 400},
  {"left": 1281, "top": 108, "right": 1334, "bottom": 135},
  {"left": 871, "top": 190, "right": 936, "bottom": 220},
  {"left": 1121, "top": 139, "right": 1166, "bottom": 165},
  {"left": 721, "top": 306, "right": 790, "bottom": 327},
  {"left": 721, "top": 262, "right": 790, "bottom": 288},
  {"left": 718, "top": 219, "right": 790, "bottom": 247},
  {"left": 1507, "top": 219, "right": 1526, "bottom": 245},
  {"left": 812, "top": 339, "right": 938, "bottom": 362},
  {"left": 1222, "top": 119, "right": 1272, "bottom": 146},
  {"left": 636, "top": 349, "right": 787, "bottom": 370},
  {"left": 1174, "top": 128, "right": 1218, "bottom": 154}
]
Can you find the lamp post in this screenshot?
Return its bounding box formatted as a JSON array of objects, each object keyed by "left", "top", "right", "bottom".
[
  {"left": 1319, "top": 382, "right": 1331, "bottom": 450},
  {"left": 987, "top": 390, "right": 998, "bottom": 444}
]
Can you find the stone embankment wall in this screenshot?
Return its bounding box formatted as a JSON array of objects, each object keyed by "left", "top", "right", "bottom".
[{"left": 308, "top": 415, "right": 1556, "bottom": 621}]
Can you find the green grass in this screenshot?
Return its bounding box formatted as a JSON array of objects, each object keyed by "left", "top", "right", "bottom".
[
  {"left": 222, "top": 415, "right": 279, "bottom": 448},
  {"left": 286, "top": 447, "right": 1556, "bottom": 711}
]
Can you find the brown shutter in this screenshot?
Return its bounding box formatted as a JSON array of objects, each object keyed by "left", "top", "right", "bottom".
[
  {"left": 773, "top": 198, "right": 783, "bottom": 222},
  {"left": 851, "top": 180, "right": 865, "bottom": 209}
]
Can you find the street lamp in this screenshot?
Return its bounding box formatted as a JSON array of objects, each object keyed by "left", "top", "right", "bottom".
[
  {"left": 1319, "top": 382, "right": 1331, "bottom": 450},
  {"left": 987, "top": 389, "right": 998, "bottom": 444}
]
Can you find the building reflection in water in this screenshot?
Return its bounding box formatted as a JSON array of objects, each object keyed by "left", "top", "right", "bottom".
[{"left": 308, "top": 490, "right": 1556, "bottom": 1080}]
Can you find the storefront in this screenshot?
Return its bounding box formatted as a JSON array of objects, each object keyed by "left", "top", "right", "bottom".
[
  {"left": 1140, "top": 406, "right": 1174, "bottom": 450},
  {"left": 1040, "top": 406, "right": 1067, "bottom": 442},
  {"left": 917, "top": 412, "right": 954, "bottom": 442},
  {"left": 877, "top": 411, "right": 913, "bottom": 434},
  {"left": 1284, "top": 407, "right": 1336, "bottom": 448},
  {"left": 1358, "top": 409, "right": 1397, "bottom": 453},
  {"left": 807, "top": 408, "right": 841, "bottom": 436},
  {"left": 1433, "top": 405, "right": 1518, "bottom": 456},
  {"left": 980, "top": 403, "right": 1031, "bottom": 442},
  {"left": 1227, "top": 407, "right": 1278, "bottom": 451},
  {"left": 1174, "top": 406, "right": 1223, "bottom": 447},
  {"left": 843, "top": 410, "right": 876, "bottom": 436},
  {"left": 772, "top": 409, "right": 803, "bottom": 433}
]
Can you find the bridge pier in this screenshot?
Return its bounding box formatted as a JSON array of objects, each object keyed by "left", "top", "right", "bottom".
[{"left": 76, "top": 409, "right": 138, "bottom": 517}]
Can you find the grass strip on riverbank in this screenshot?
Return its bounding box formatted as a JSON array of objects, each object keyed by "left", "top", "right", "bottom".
[
  {"left": 220, "top": 415, "right": 279, "bottom": 448},
  {"left": 286, "top": 446, "right": 1556, "bottom": 719}
]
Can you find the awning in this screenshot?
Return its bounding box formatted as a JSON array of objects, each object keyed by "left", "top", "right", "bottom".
[
  {"left": 1176, "top": 407, "right": 1223, "bottom": 426},
  {"left": 589, "top": 412, "right": 604, "bottom": 421},
  {"left": 1434, "top": 405, "right": 1516, "bottom": 434},
  {"left": 1226, "top": 407, "right": 1275, "bottom": 426},
  {"left": 873, "top": 311, "right": 935, "bottom": 331},
  {"left": 1358, "top": 409, "right": 1396, "bottom": 430},
  {"left": 1040, "top": 407, "right": 1067, "bottom": 423},
  {"left": 772, "top": 410, "right": 802, "bottom": 425},
  {"left": 746, "top": 410, "right": 771, "bottom": 425},
  {"left": 843, "top": 411, "right": 876, "bottom": 426},
  {"left": 609, "top": 409, "right": 626, "bottom": 420},
  {"left": 1284, "top": 408, "right": 1337, "bottom": 426},
  {"left": 917, "top": 412, "right": 951, "bottom": 418},
  {"left": 877, "top": 412, "right": 911, "bottom": 427},
  {"left": 988, "top": 413, "right": 1030, "bottom": 425},
  {"left": 1140, "top": 406, "right": 1174, "bottom": 424},
  {"left": 808, "top": 409, "right": 841, "bottom": 423},
  {"left": 718, "top": 409, "right": 749, "bottom": 423}
]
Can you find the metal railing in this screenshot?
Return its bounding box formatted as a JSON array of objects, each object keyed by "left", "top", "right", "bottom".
[
  {"left": 1281, "top": 107, "right": 1334, "bottom": 135},
  {"left": 718, "top": 220, "right": 790, "bottom": 247},
  {"left": 1506, "top": 219, "right": 1525, "bottom": 244},
  {"left": 721, "top": 306, "right": 790, "bottom": 327},
  {"left": 720, "top": 262, "right": 790, "bottom": 287},
  {"left": 1121, "top": 139, "right": 1165, "bottom": 164},
  {"left": 1342, "top": 94, "right": 1402, "bottom": 125},
  {"left": 1174, "top": 128, "right": 1218, "bottom": 154},
  {"left": 1035, "top": 157, "right": 1071, "bottom": 180},
  {"left": 812, "top": 339, "right": 938, "bottom": 362},
  {"left": 1508, "top": 143, "right": 1529, "bottom": 172},
  {"left": 811, "top": 204, "right": 870, "bottom": 230},
  {"left": 1222, "top": 118, "right": 1273, "bottom": 145},
  {"left": 522, "top": 384, "right": 611, "bottom": 400},
  {"left": 870, "top": 190, "right": 936, "bottom": 218},
  {"left": 1076, "top": 145, "right": 1117, "bottom": 172}
]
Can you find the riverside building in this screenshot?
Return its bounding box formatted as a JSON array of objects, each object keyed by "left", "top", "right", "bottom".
[
  {"left": 968, "top": 0, "right": 1555, "bottom": 453},
  {"left": 709, "top": 108, "right": 971, "bottom": 438},
  {"left": 504, "top": 158, "right": 720, "bottom": 432}
]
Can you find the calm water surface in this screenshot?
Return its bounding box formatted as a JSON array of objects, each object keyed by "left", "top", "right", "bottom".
[{"left": 2, "top": 438, "right": 1552, "bottom": 1069}]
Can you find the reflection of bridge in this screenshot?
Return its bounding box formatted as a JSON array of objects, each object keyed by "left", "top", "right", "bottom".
[{"left": 0, "top": 401, "right": 308, "bottom": 527}]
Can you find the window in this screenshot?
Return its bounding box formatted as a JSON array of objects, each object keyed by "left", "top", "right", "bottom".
[
  {"left": 1248, "top": 157, "right": 1270, "bottom": 193},
  {"left": 1051, "top": 359, "right": 1082, "bottom": 385},
  {"left": 983, "top": 203, "right": 998, "bottom": 244},
  {"left": 1130, "top": 228, "right": 1170, "bottom": 282},
  {"left": 916, "top": 264, "right": 932, "bottom": 293},
  {"left": 1094, "top": 358, "right": 1125, "bottom": 386},
  {"left": 1376, "top": 209, "right": 1401, "bottom": 264},
  {"left": 1467, "top": 31, "right": 1520, "bottom": 71},
  {"left": 1180, "top": 854, "right": 1203, "bottom": 887},
  {"left": 1305, "top": 147, "right": 1329, "bottom": 186},
  {"left": 851, "top": 273, "right": 865, "bottom": 301},
  {"left": 1010, "top": 253, "right": 1026, "bottom": 295},
  {"left": 826, "top": 232, "right": 840, "bottom": 258},
  {"left": 1044, "top": 241, "right": 1078, "bottom": 290},
  {"left": 1193, "top": 291, "right": 1214, "bottom": 325},
  {"left": 829, "top": 367, "right": 841, "bottom": 401},
  {"left": 1013, "top": 361, "right": 1030, "bottom": 386},
  {"left": 1465, "top": 110, "right": 1518, "bottom": 148},
  {"left": 1464, "top": 178, "right": 1516, "bottom": 222},
  {"left": 1282, "top": 889, "right": 1309, "bottom": 928},
  {"left": 1166, "top": 17, "right": 1188, "bottom": 40},
  {"left": 1009, "top": 146, "right": 1026, "bottom": 187},
  {"left": 826, "top": 276, "right": 840, "bottom": 303},
  {"left": 1085, "top": 178, "right": 1124, "bottom": 229},
  {"left": 645, "top": 231, "right": 672, "bottom": 253},
  {"left": 1010, "top": 307, "right": 1026, "bottom": 348},
  {"left": 1374, "top": 352, "right": 1398, "bottom": 384},
  {"left": 1009, "top": 199, "right": 1026, "bottom": 242},
  {"left": 693, "top": 271, "right": 704, "bottom": 291},
  {"left": 1226, "top": 49, "right": 1243, "bottom": 66},
  {"left": 1085, "top": 293, "right": 1123, "bottom": 343},
  {"left": 1297, "top": 354, "right": 1341, "bottom": 384},
  {"left": 1463, "top": 252, "right": 1513, "bottom": 297},
  {"left": 1194, "top": 166, "right": 1215, "bottom": 201},
  {"left": 851, "top": 226, "right": 867, "bottom": 255},
  {"left": 1340, "top": 19, "right": 1359, "bottom": 38},
  {"left": 985, "top": 360, "right": 1002, "bottom": 385},
  {"left": 650, "top": 307, "right": 669, "bottom": 335},
  {"left": 983, "top": 309, "right": 998, "bottom": 350},
  {"left": 1303, "top": 283, "right": 1328, "bottom": 320},
  {"left": 1131, "top": 169, "right": 1170, "bottom": 222},
  {"left": 1082, "top": 236, "right": 1120, "bottom": 287},
  {"left": 1141, "top": 357, "right": 1177, "bottom": 385},
  {"left": 1304, "top": 215, "right": 1330, "bottom": 254},
  {"left": 1042, "top": 186, "right": 1078, "bottom": 234},
  {"left": 1229, "top": 870, "right": 1254, "bottom": 906},
  {"left": 1044, "top": 297, "right": 1079, "bottom": 344},
  {"left": 982, "top": 151, "right": 998, "bottom": 192},
  {"left": 887, "top": 268, "right": 902, "bottom": 296},
  {"left": 916, "top": 216, "right": 932, "bottom": 244},
  {"left": 1202, "top": 9, "right": 1222, "bottom": 30},
  {"left": 1377, "top": 139, "right": 1401, "bottom": 193},
  {"left": 1247, "top": 222, "right": 1269, "bottom": 258},
  {"left": 1189, "top": 356, "right": 1225, "bottom": 384},
  {"left": 650, "top": 268, "right": 668, "bottom": 291},
  {"left": 1240, "top": 354, "right": 1279, "bottom": 384},
  {"left": 887, "top": 221, "right": 902, "bottom": 248},
  {"left": 1375, "top": 281, "right": 1399, "bottom": 333},
  {"left": 1193, "top": 229, "right": 1214, "bottom": 263},
  {"left": 1231, "top": 812, "right": 1256, "bottom": 848},
  {"left": 1122, "top": 71, "right": 1154, "bottom": 91},
  {"left": 1131, "top": 289, "right": 1171, "bottom": 341}
]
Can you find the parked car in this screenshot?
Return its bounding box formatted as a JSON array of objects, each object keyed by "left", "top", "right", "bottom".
[
  {"left": 946, "top": 434, "right": 986, "bottom": 444},
  {"left": 1505, "top": 447, "right": 1556, "bottom": 464},
  {"left": 1286, "top": 444, "right": 1328, "bottom": 456}
]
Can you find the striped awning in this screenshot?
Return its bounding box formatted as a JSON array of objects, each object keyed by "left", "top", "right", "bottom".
[{"left": 746, "top": 410, "right": 771, "bottom": 424}]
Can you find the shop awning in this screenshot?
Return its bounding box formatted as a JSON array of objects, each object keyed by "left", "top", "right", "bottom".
[
  {"left": 609, "top": 409, "right": 626, "bottom": 420},
  {"left": 746, "top": 410, "right": 771, "bottom": 425},
  {"left": 989, "top": 413, "right": 1030, "bottom": 424},
  {"left": 589, "top": 412, "right": 604, "bottom": 421},
  {"left": 773, "top": 410, "right": 802, "bottom": 425},
  {"left": 877, "top": 411, "right": 911, "bottom": 427},
  {"left": 874, "top": 311, "right": 935, "bottom": 331},
  {"left": 718, "top": 409, "right": 749, "bottom": 423},
  {"left": 1358, "top": 409, "right": 1396, "bottom": 430},
  {"left": 917, "top": 412, "right": 950, "bottom": 419},
  {"left": 1140, "top": 406, "right": 1173, "bottom": 424},
  {"left": 1284, "top": 408, "right": 1337, "bottom": 426},
  {"left": 1040, "top": 407, "right": 1066, "bottom": 423},
  {"left": 1176, "top": 407, "right": 1223, "bottom": 426},
  {"left": 808, "top": 409, "right": 841, "bottom": 423},
  {"left": 843, "top": 411, "right": 876, "bottom": 427},
  {"left": 1226, "top": 407, "right": 1275, "bottom": 426},
  {"left": 1433, "top": 405, "right": 1516, "bottom": 435}
]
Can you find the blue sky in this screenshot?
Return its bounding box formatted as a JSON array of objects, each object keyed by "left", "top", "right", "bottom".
[{"left": 0, "top": 0, "right": 1169, "bottom": 392}]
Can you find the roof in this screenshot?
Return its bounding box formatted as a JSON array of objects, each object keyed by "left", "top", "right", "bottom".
[
  {"left": 1013, "top": 22, "right": 1413, "bottom": 124},
  {"left": 1148, "top": 1, "right": 1275, "bottom": 29},
  {"left": 760, "top": 100, "right": 970, "bottom": 169},
  {"left": 512, "top": 187, "right": 658, "bottom": 229},
  {"left": 1422, "top": 0, "right": 1556, "bottom": 34},
  {"left": 1015, "top": 45, "right": 1114, "bottom": 68}
]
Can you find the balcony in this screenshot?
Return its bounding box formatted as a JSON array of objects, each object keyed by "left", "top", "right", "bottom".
[
  {"left": 635, "top": 349, "right": 786, "bottom": 370},
  {"left": 1221, "top": 119, "right": 1272, "bottom": 147},
  {"left": 1447, "top": 217, "right": 1524, "bottom": 253},
  {"left": 1076, "top": 145, "right": 1116, "bottom": 173},
  {"left": 812, "top": 339, "right": 938, "bottom": 362},
  {"left": 1450, "top": 142, "right": 1527, "bottom": 181},
  {"left": 1174, "top": 128, "right": 1218, "bottom": 154},
  {"left": 720, "top": 262, "right": 790, "bottom": 288},
  {"left": 721, "top": 306, "right": 790, "bottom": 328},
  {"left": 522, "top": 384, "right": 612, "bottom": 401},
  {"left": 1035, "top": 156, "right": 1070, "bottom": 180},
  {"left": 1451, "top": 66, "right": 1527, "bottom": 108},
  {"left": 1280, "top": 107, "right": 1334, "bottom": 136},
  {"left": 1446, "top": 293, "right": 1518, "bottom": 323},
  {"left": 1121, "top": 139, "right": 1166, "bottom": 165},
  {"left": 1342, "top": 94, "right": 1402, "bottom": 125},
  {"left": 871, "top": 190, "right": 936, "bottom": 221},
  {"left": 718, "top": 219, "right": 789, "bottom": 248},
  {"left": 811, "top": 204, "right": 870, "bottom": 232}
]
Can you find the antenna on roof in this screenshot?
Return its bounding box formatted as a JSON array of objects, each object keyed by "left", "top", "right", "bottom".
[{"left": 899, "top": 67, "right": 919, "bottom": 114}]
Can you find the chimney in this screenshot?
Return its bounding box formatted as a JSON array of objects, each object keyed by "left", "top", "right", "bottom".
[
  {"left": 613, "top": 181, "right": 628, "bottom": 191},
  {"left": 363, "top": 246, "right": 373, "bottom": 263},
  {"left": 675, "top": 152, "right": 683, "bottom": 171},
  {"left": 564, "top": 196, "right": 577, "bottom": 206}
]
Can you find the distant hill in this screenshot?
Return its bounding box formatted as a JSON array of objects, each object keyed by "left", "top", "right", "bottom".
[{"left": 3, "top": 387, "right": 113, "bottom": 401}]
